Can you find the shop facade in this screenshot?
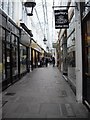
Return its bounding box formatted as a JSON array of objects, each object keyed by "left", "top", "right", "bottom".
[
  {"left": 81, "top": 1, "right": 90, "bottom": 109},
  {"left": 19, "top": 28, "right": 31, "bottom": 77},
  {"left": 1, "top": 9, "right": 20, "bottom": 90},
  {"left": 1, "top": 9, "right": 31, "bottom": 90},
  {"left": 57, "top": 1, "right": 90, "bottom": 109},
  {"left": 31, "top": 40, "right": 42, "bottom": 70}
]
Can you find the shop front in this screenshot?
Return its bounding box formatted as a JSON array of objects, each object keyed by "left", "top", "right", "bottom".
[
  {"left": 19, "top": 29, "right": 31, "bottom": 77},
  {"left": 31, "top": 40, "right": 42, "bottom": 70},
  {"left": 82, "top": 11, "right": 90, "bottom": 109},
  {"left": 1, "top": 9, "right": 31, "bottom": 90},
  {"left": 1, "top": 10, "right": 20, "bottom": 90}
]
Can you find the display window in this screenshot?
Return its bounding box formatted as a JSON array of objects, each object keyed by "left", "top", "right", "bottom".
[
  {"left": 67, "top": 51, "right": 76, "bottom": 67},
  {"left": 11, "top": 35, "right": 18, "bottom": 76},
  {"left": 82, "top": 13, "right": 90, "bottom": 106},
  {"left": 20, "top": 44, "right": 27, "bottom": 73},
  {"left": 2, "top": 28, "right": 19, "bottom": 86},
  {"left": 6, "top": 31, "right": 10, "bottom": 42},
  {"left": 2, "top": 28, "right": 6, "bottom": 81}
]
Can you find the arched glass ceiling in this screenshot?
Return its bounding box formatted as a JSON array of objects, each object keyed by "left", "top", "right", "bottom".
[{"left": 31, "top": 0, "right": 69, "bottom": 48}]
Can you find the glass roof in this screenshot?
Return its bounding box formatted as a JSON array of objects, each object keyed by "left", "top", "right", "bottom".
[{"left": 31, "top": 0, "right": 61, "bottom": 49}]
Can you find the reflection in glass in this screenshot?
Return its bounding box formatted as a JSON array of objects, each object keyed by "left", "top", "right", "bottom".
[
  {"left": 2, "top": 28, "right": 5, "bottom": 41},
  {"left": 6, "top": 31, "right": 10, "bottom": 42},
  {"left": 6, "top": 44, "right": 11, "bottom": 79},
  {"left": 12, "top": 45, "right": 18, "bottom": 76},
  {"left": 67, "top": 51, "right": 76, "bottom": 67},
  {"left": 2, "top": 43, "right": 5, "bottom": 81},
  {"left": 20, "top": 44, "right": 27, "bottom": 73},
  {"left": 88, "top": 47, "right": 90, "bottom": 73}
]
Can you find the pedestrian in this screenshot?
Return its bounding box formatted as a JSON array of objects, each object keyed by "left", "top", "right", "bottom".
[
  {"left": 52, "top": 57, "right": 55, "bottom": 67},
  {"left": 42, "top": 57, "right": 44, "bottom": 66},
  {"left": 45, "top": 56, "right": 48, "bottom": 67}
]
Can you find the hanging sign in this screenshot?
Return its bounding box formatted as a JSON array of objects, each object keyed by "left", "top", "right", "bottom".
[{"left": 54, "top": 9, "right": 69, "bottom": 29}]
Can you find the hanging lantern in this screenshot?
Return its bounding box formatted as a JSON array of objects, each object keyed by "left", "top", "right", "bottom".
[
  {"left": 43, "top": 37, "right": 47, "bottom": 44},
  {"left": 24, "top": 0, "right": 36, "bottom": 16}
]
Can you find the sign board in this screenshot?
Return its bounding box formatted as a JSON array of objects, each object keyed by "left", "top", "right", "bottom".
[{"left": 54, "top": 9, "right": 69, "bottom": 29}]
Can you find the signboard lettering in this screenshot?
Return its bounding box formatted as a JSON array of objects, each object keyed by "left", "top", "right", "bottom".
[{"left": 54, "top": 9, "right": 69, "bottom": 29}]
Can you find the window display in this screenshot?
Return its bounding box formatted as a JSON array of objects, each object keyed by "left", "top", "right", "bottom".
[
  {"left": 12, "top": 36, "right": 18, "bottom": 76},
  {"left": 20, "top": 44, "right": 27, "bottom": 73},
  {"left": 2, "top": 29, "right": 5, "bottom": 81},
  {"left": 88, "top": 48, "right": 90, "bottom": 74}
]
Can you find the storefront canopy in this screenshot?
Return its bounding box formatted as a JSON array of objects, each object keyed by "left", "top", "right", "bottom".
[{"left": 20, "top": 22, "right": 33, "bottom": 37}]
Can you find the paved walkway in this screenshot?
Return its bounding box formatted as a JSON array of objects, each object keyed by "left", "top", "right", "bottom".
[{"left": 2, "top": 65, "right": 89, "bottom": 118}]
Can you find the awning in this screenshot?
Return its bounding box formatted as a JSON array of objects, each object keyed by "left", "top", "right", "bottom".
[{"left": 20, "top": 22, "right": 33, "bottom": 37}]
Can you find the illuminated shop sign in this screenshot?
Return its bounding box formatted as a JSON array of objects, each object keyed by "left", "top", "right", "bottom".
[{"left": 54, "top": 9, "right": 69, "bottom": 29}]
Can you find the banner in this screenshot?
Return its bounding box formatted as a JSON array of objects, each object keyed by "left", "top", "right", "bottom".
[{"left": 54, "top": 9, "right": 69, "bottom": 29}]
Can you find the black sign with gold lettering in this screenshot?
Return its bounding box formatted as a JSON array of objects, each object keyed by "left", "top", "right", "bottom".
[{"left": 54, "top": 9, "right": 69, "bottom": 29}]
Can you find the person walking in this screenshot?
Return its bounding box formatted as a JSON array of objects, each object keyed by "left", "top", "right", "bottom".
[
  {"left": 52, "top": 57, "right": 55, "bottom": 67},
  {"left": 45, "top": 56, "right": 48, "bottom": 67}
]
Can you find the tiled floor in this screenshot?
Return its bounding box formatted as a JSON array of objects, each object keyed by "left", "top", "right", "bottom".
[{"left": 2, "top": 65, "right": 89, "bottom": 118}]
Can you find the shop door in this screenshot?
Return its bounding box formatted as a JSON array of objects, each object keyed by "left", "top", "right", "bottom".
[{"left": 83, "top": 15, "right": 90, "bottom": 107}]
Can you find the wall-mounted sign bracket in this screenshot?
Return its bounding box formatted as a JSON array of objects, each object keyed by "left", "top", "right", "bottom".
[
  {"left": 52, "top": 5, "right": 77, "bottom": 8},
  {"left": 52, "top": 2, "right": 90, "bottom": 11},
  {"left": 52, "top": 4, "right": 78, "bottom": 10}
]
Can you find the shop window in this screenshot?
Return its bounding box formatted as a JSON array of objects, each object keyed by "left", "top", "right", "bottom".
[
  {"left": 84, "top": 16, "right": 90, "bottom": 74},
  {"left": 6, "top": 43, "right": 11, "bottom": 79},
  {"left": 2, "top": 43, "right": 5, "bottom": 81},
  {"left": 6, "top": 31, "right": 10, "bottom": 42},
  {"left": 2, "top": 28, "right": 5, "bottom": 81},
  {"left": 0, "top": 27, "right": 2, "bottom": 82},
  {"left": 88, "top": 47, "right": 90, "bottom": 73},
  {"left": 12, "top": 36, "right": 18, "bottom": 76},
  {"left": 82, "top": 8, "right": 90, "bottom": 107},
  {"left": 84, "top": 18, "right": 90, "bottom": 74},
  {"left": 12, "top": 34, "right": 14, "bottom": 43},
  {"left": 20, "top": 44, "right": 27, "bottom": 73},
  {"left": 11, "top": 34, "right": 17, "bottom": 45},
  {"left": 2, "top": 28, "right": 5, "bottom": 41},
  {"left": 2, "top": 15, "right": 6, "bottom": 28},
  {"left": 67, "top": 51, "right": 76, "bottom": 67},
  {"left": 87, "top": 20, "right": 90, "bottom": 45}
]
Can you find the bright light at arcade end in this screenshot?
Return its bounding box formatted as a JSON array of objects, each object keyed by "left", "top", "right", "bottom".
[{"left": 24, "top": 0, "right": 36, "bottom": 16}]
